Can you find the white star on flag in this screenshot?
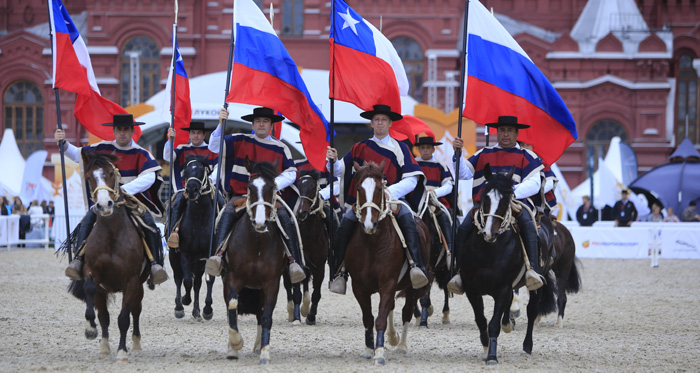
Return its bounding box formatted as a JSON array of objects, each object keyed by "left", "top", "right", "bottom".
[{"left": 338, "top": 9, "right": 359, "bottom": 35}]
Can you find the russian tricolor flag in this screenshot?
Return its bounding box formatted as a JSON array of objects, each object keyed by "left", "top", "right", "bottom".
[
  {"left": 464, "top": 0, "right": 576, "bottom": 165},
  {"left": 163, "top": 27, "right": 192, "bottom": 147},
  {"left": 48, "top": 0, "right": 136, "bottom": 141},
  {"left": 226, "top": 0, "right": 330, "bottom": 171},
  {"left": 330, "top": 0, "right": 414, "bottom": 142}
]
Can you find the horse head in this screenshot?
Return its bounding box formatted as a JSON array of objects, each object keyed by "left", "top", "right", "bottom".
[
  {"left": 353, "top": 160, "right": 387, "bottom": 234},
  {"left": 478, "top": 164, "right": 516, "bottom": 242},
  {"left": 183, "top": 154, "right": 211, "bottom": 201},
  {"left": 82, "top": 151, "right": 121, "bottom": 217},
  {"left": 244, "top": 156, "right": 280, "bottom": 232},
  {"left": 296, "top": 169, "right": 321, "bottom": 221}
]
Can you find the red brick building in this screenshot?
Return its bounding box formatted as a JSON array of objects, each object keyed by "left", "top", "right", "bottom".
[{"left": 1, "top": 0, "right": 699, "bottom": 187}]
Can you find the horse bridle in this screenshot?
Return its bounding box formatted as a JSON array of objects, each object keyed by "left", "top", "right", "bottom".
[
  {"left": 246, "top": 174, "right": 278, "bottom": 222},
  {"left": 295, "top": 175, "right": 324, "bottom": 220},
  {"left": 184, "top": 159, "right": 214, "bottom": 199},
  {"left": 90, "top": 163, "right": 122, "bottom": 203},
  {"left": 474, "top": 193, "right": 515, "bottom": 236},
  {"left": 354, "top": 177, "right": 390, "bottom": 222}
]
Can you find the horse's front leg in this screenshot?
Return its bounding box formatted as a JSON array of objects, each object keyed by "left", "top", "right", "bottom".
[
  {"left": 305, "top": 264, "right": 324, "bottom": 325},
  {"left": 202, "top": 273, "right": 215, "bottom": 321},
  {"left": 442, "top": 288, "right": 451, "bottom": 325},
  {"left": 523, "top": 289, "right": 540, "bottom": 355},
  {"left": 225, "top": 278, "right": 243, "bottom": 360},
  {"left": 352, "top": 285, "right": 374, "bottom": 360},
  {"left": 397, "top": 288, "right": 419, "bottom": 353},
  {"left": 373, "top": 289, "right": 396, "bottom": 366},
  {"left": 82, "top": 276, "right": 99, "bottom": 340},
  {"left": 169, "top": 251, "right": 185, "bottom": 318},
  {"left": 282, "top": 271, "right": 295, "bottom": 322},
  {"left": 191, "top": 264, "right": 203, "bottom": 320},
  {"left": 419, "top": 296, "right": 431, "bottom": 328},
  {"left": 484, "top": 287, "right": 512, "bottom": 365},
  {"left": 115, "top": 279, "right": 143, "bottom": 363},
  {"left": 181, "top": 254, "right": 193, "bottom": 306},
  {"left": 300, "top": 279, "right": 311, "bottom": 318},
  {"left": 466, "top": 292, "right": 489, "bottom": 360},
  {"left": 130, "top": 284, "right": 144, "bottom": 354},
  {"left": 258, "top": 281, "right": 280, "bottom": 365},
  {"left": 290, "top": 283, "right": 302, "bottom": 325}
]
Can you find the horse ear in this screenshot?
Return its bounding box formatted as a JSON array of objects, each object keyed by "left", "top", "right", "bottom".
[
  {"left": 245, "top": 156, "right": 253, "bottom": 172},
  {"left": 378, "top": 160, "right": 386, "bottom": 173},
  {"left": 506, "top": 166, "right": 515, "bottom": 180},
  {"left": 484, "top": 163, "right": 493, "bottom": 180},
  {"left": 353, "top": 161, "right": 361, "bottom": 172}
]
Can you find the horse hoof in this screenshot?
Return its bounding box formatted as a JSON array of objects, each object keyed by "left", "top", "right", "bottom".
[
  {"left": 291, "top": 320, "right": 302, "bottom": 327},
  {"left": 486, "top": 359, "right": 498, "bottom": 365},
  {"left": 419, "top": 322, "right": 428, "bottom": 328},
  {"left": 226, "top": 348, "right": 239, "bottom": 360},
  {"left": 511, "top": 310, "right": 520, "bottom": 318},
  {"left": 427, "top": 305, "right": 434, "bottom": 317},
  {"left": 174, "top": 309, "right": 185, "bottom": 319},
  {"left": 373, "top": 358, "right": 385, "bottom": 366},
  {"left": 116, "top": 350, "right": 128, "bottom": 363},
  {"left": 441, "top": 320, "right": 451, "bottom": 326},
  {"left": 360, "top": 348, "right": 373, "bottom": 359},
  {"left": 396, "top": 347, "right": 407, "bottom": 355},
  {"left": 305, "top": 316, "right": 316, "bottom": 325},
  {"left": 259, "top": 358, "right": 270, "bottom": 365},
  {"left": 501, "top": 323, "right": 512, "bottom": 333},
  {"left": 85, "top": 328, "right": 98, "bottom": 340},
  {"left": 301, "top": 292, "right": 311, "bottom": 317},
  {"left": 203, "top": 311, "right": 213, "bottom": 321}
]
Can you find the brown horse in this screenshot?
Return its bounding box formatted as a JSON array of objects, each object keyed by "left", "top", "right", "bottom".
[
  {"left": 222, "top": 158, "right": 287, "bottom": 364},
  {"left": 345, "top": 161, "right": 430, "bottom": 366},
  {"left": 67, "top": 152, "right": 151, "bottom": 362},
  {"left": 283, "top": 169, "right": 329, "bottom": 325}
]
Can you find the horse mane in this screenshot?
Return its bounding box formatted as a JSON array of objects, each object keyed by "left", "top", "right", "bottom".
[
  {"left": 249, "top": 161, "right": 280, "bottom": 182},
  {"left": 84, "top": 152, "right": 119, "bottom": 172},
  {"left": 354, "top": 161, "right": 384, "bottom": 184},
  {"left": 479, "top": 169, "right": 516, "bottom": 201}
]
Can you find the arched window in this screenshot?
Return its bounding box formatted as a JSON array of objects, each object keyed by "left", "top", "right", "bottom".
[
  {"left": 3, "top": 81, "right": 44, "bottom": 157},
  {"left": 282, "top": 0, "right": 303, "bottom": 36},
  {"left": 676, "top": 53, "right": 699, "bottom": 144},
  {"left": 391, "top": 36, "right": 423, "bottom": 102},
  {"left": 586, "top": 119, "right": 628, "bottom": 170},
  {"left": 120, "top": 36, "right": 161, "bottom": 106}
]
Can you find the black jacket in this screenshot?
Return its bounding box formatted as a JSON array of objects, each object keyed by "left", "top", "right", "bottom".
[{"left": 576, "top": 204, "right": 598, "bottom": 226}]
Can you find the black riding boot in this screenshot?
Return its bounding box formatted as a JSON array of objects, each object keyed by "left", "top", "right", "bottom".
[
  {"left": 277, "top": 208, "right": 306, "bottom": 284},
  {"left": 64, "top": 209, "right": 97, "bottom": 280},
  {"left": 166, "top": 191, "right": 186, "bottom": 248},
  {"left": 518, "top": 211, "right": 544, "bottom": 290},
  {"left": 447, "top": 212, "right": 474, "bottom": 294},
  {"left": 205, "top": 203, "right": 240, "bottom": 276},
  {"left": 328, "top": 216, "right": 357, "bottom": 294},
  {"left": 141, "top": 211, "right": 168, "bottom": 285},
  {"left": 396, "top": 212, "right": 429, "bottom": 289},
  {"left": 435, "top": 211, "right": 454, "bottom": 257}
]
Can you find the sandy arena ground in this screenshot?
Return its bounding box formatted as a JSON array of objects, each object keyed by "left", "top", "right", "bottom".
[{"left": 1, "top": 248, "right": 699, "bottom": 372}]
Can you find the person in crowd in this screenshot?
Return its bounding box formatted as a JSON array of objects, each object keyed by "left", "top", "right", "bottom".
[
  {"left": 612, "top": 189, "right": 637, "bottom": 227},
  {"left": 55, "top": 114, "right": 167, "bottom": 285},
  {"left": 682, "top": 200, "right": 700, "bottom": 222},
  {"left": 28, "top": 200, "right": 44, "bottom": 216},
  {"left": 664, "top": 207, "right": 680, "bottom": 222},
  {"left": 0, "top": 195, "right": 10, "bottom": 215},
  {"left": 645, "top": 203, "right": 664, "bottom": 222},
  {"left": 40, "top": 200, "right": 48, "bottom": 214},
  {"left": 576, "top": 195, "right": 598, "bottom": 226},
  {"left": 11, "top": 196, "right": 27, "bottom": 215},
  {"left": 325, "top": 104, "right": 429, "bottom": 294}
]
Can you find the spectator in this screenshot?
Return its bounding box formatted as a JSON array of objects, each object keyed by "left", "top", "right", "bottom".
[
  {"left": 46, "top": 201, "right": 55, "bottom": 226},
  {"left": 612, "top": 189, "right": 637, "bottom": 227},
  {"left": 576, "top": 195, "right": 598, "bottom": 226},
  {"left": 11, "top": 196, "right": 27, "bottom": 215},
  {"left": 645, "top": 203, "right": 664, "bottom": 222},
  {"left": 0, "top": 195, "right": 10, "bottom": 215},
  {"left": 40, "top": 200, "right": 48, "bottom": 213},
  {"left": 664, "top": 207, "right": 680, "bottom": 222},
  {"left": 682, "top": 201, "right": 700, "bottom": 222},
  {"left": 28, "top": 200, "right": 43, "bottom": 215}
]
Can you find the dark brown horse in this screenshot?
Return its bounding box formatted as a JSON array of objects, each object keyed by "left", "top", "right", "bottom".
[
  {"left": 283, "top": 169, "right": 329, "bottom": 325},
  {"left": 458, "top": 165, "right": 556, "bottom": 365},
  {"left": 168, "top": 155, "right": 217, "bottom": 320},
  {"left": 67, "top": 152, "right": 151, "bottom": 362},
  {"left": 345, "top": 161, "right": 430, "bottom": 365},
  {"left": 549, "top": 220, "right": 582, "bottom": 327},
  {"left": 222, "top": 159, "right": 286, "bottom": 364}
]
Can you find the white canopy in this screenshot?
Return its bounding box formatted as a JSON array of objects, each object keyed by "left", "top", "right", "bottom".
[{"left": 0, "top": 129, "right": 53, "bottom": 201}]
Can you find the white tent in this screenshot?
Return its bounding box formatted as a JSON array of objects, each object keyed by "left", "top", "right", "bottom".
[
  {"left": 135, "top": 68, "right": 418, "bottom": 157},
  {"left": 0, "top": 129, "right": 53, "bottom": 201}
]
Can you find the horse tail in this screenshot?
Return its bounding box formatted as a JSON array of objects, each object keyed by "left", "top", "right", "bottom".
[
  {"left": 537, "top": 271, "right": 558, "bottom": 317},
  {"left": 67, "top": 279, "right": 86, "bottom": 301},
  {"left": 237, "top": 288, "right": 262, "bottom": 315},
  {"left": 566, "top": 257, "right": 583, "bottom": 294}
]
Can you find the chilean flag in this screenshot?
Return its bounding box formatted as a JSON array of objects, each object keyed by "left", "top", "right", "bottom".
[
  {"left": 464, "top": 0, "right": 576, "bottom": 165},
  {"left": 226, "top": 0, "right": 330, "bottom": 171},
  {"left": 48, "top": 0, "right": 137, "bottom": 141},
  {"left": 330, "top": 0, "right": 413, "bottom": 141},
  {"left": 163, "top": 27, "right": 192, "bottom": 147}
]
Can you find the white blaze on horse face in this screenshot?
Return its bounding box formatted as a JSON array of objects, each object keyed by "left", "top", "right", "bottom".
[
  {"left": 360, "top": 177, "right": 377, "bottom": 230},
  {"left": 252, "top": 177, "right": 267, "bottom": 227},
  {"left": 93, "top": 168, "right": 113, "bottom": 212},
  {"left": 484, "top": 189, "right": 501, "bottom": 240}
]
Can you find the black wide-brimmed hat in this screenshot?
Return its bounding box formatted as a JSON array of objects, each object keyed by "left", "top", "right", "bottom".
[
  {"left": 101, "top": 114, "right": 145, "bottom": 127},
  {"left": 241, "top": 107, "right": 285, "bottom": 123},
  {"left": 182, "top": 121, "right": 211, "bottom": 132},
  {"left": 360, "top": 104, "right": 403, "bottom": 121},
  {"left": 485, "top": 116, "right": 530, "bottom": 129},
  {"left": 415, "top": 136, "right": 442, "bottom": 146}
]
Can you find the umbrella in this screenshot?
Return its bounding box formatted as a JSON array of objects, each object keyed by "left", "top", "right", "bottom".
[{"left": 629, "top": 161, "right": 700, "bottom": 215}]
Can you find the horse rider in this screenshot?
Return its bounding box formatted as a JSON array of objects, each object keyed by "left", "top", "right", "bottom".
[
  {"left": 325, "top": 104, "right": 430, "bottom": 294},
  {"left": 55, "top": 114, "right": 168, "bottom": 285},
  {"left": 204, "top": 107, "right": 306, "bottom": 283},
  {"left": 413, "top": 136, "right": 454, "bottom": 261},
  {"left": 519, "top": 141, "right": 558, "bottom": 217},
  {"left": 162, "top": 122, "right": 221, "bottom": 249},
  {"left": 448, "top": 115, "right": 545, "bottom": 294}
]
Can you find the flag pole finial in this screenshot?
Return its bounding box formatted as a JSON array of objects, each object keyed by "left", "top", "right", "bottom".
[
  {"left": 380, "top": 15, "right": 383, "bottom": 32},
  {"left": 270, "top": 3, "right": 274, "bottom": 27}
]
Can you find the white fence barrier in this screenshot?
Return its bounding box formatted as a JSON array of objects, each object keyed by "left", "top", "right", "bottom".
[{"left": 0, "top": 214, "right": 52, "bottom": 250}]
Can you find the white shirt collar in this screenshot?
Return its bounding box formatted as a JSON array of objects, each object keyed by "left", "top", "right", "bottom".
[{"left": 372, "top": 135, "right": 393, "bottom": 147}]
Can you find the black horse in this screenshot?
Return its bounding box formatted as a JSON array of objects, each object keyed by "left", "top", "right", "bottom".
[
  {"left": 458, "top": 165, "right": 556, "bottom": 365},
  {"left": 549, "top": 220, "right": 582, "bottom": 327},
  {"left": 168, "top": 155, "right": 218, "bottom": 320}
]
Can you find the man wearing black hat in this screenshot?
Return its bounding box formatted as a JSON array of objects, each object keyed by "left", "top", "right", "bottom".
[
  {"left": 414, "top": 136, "right": 455, "bottom": 260},
  {"left": 55, "top": 114, "right": 168, "bottom": 285},
  {"left": 204, "top": 107, "right": 305, "bottom": 283},
  {"left": 612, "top": 189, "right": 637, "bottom": 227},
  {"left": 326, "top": 104, "right": 429, "bottom": 294},
  {"left": 162, "top": 122, "right": 219, "bottom": 248},
  {"left": 449, "top": 116, "right": 545, "bottom": 293}
]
